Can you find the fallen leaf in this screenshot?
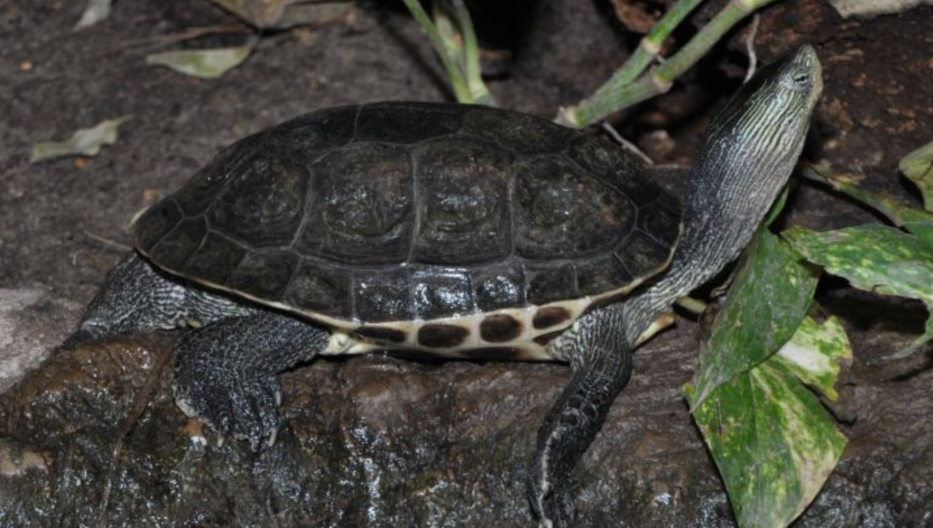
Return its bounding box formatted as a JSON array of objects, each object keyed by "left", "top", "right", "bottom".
[
  {"left": 826, "top": 0, "right": 933, "bottom": 18},
  {"left": 30, "top": 116, "right": 132, "bottom": 163},
  {"left": 75, "top": 0, "right": 113, "bottom": 29},
  {"left": 146, "top": 38, "right": 258, "bottom": 79}
]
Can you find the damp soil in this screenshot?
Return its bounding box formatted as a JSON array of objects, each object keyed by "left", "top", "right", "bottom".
[{"left": 1, "top": 0, "right": 932, "bottom": 526}]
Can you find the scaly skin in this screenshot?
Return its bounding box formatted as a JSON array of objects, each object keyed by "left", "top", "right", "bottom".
[{"left": 530, "top": 46, "right": 823, "bottom": 527}]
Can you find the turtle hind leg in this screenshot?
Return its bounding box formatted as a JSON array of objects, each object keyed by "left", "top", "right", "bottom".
[
  {"left": 65, "top": 252, "right": 251, "bottom": 347},
  {"left": 530, "top": 304, "right": 633, "bottom": 528},
  {"left": 172, "top": 312, "right": 329, "bottom": 450}
]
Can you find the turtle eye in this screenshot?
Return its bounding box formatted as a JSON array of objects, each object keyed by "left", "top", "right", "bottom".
[{"left": 793, "top": 73, "right": 810, "bottom": 86}]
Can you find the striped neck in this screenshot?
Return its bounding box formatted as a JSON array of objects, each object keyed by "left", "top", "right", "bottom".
[{"left": 623, "top": 45, "right": 823, "bottom": 345}]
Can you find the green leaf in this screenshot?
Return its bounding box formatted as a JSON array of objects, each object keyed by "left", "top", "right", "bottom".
[
  {"left": 146, "top": 38, "right": 257, "bottom": 79},
  {"left": 764, "top": 185, "right": 791, "bottom": 227},
  {"left": 690, "top": 231, "right": 819, "bottom": 408},
  {"left": 773, "top": 316, "right": 853, "bottom": 401},
  {"left": 899, "top": 139, "right": 933, "bottom": 212},
  {"left": 785, "top": 224, "right": 933, "bottom": 359},
  {"left": 802, "top": 164, "right": 933, "bottom": 246},
  {"left": 30, "top": 116, "right": 132, "bottom": 163},
  {"left": 785, "top": 224, "right": 933, "bottom": 303},
  {"left": 689, "top": 358, "right": 847, "bottom": 528}
]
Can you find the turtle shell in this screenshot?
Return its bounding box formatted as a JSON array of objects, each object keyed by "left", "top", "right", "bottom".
[{"left": 135, "top": 102, "right": 681, "bottom": 356}]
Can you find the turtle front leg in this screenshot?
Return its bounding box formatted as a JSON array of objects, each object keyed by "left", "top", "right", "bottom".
[
  {"left": 172, "top": 312, "right": 330, "bottom": 450},
  {"left": 66, "top": 252, "right": 253, "bottom": 347},
  {"left": 529, "top": 304, "right": 632, "bottom": 528}
]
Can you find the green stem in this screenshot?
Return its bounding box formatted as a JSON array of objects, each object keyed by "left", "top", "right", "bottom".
[
  {"left": 606, "top": 0, "right": 704, "bottom": 92},
  {"left": 561, "top": 0, "right": 780, "bottom": 127},
  {"left": 449, "top": 0, "right": 495, "bottom": 106},
  {"left": 400, "top": 0, "right": 473, "bottom": 103}
]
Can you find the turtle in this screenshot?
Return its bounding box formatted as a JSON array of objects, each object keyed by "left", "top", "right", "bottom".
[{"left": 66, "top": 46, "right": 822, "bottom": 527}]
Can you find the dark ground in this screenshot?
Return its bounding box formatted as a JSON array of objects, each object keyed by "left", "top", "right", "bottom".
[{"left": 1, "top": 0, "right": 933, "bottom": 526}]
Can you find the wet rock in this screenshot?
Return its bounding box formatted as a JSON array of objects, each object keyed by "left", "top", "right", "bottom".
[
  {"left": 1, "top": 321, "right": 931, "bottom": 527},
  {"left": 0, "top": 287, "right": 80, "bottom": 393}
]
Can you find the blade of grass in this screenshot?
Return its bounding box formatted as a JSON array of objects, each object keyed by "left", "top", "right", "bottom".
[{"left": 400, "top": 0, "right": 472, "bottom": 103}]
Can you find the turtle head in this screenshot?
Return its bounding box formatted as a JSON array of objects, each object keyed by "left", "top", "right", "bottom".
[
  {"left": 683, "top": 45, "right": 823, "bottom": 241},
  {"left": 700, "top": 44, "right": 822, "bottom": 189}
]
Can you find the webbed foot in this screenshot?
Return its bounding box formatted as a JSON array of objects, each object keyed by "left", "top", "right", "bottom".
[
  {"left": 529, "top": 470, "right": 575, "bottom": 528},
  {"left": 170, "top": 313, "right": 328, "bottom": 450},
  {"left": 174, "top": 351, "right": 283, "bottom": 450}
]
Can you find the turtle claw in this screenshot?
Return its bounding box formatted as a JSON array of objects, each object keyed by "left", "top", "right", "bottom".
[
  {"left": 173, "top": 345, "right": 284, "bottom": 451},
  {"left": 529, "top": 475, "right": 575, "bottom": 528}
]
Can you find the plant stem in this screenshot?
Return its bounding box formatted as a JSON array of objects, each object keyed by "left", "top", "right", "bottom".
[
  {"left": 602, "top": 0, "right": 704, "bottom": 95},
  {"left": 449, "top": 0, "right": 494, "bottom": 106},
  {"left": 400, "top": 0, "right": 473, "bottom": 103},
  {"left": 561, "top": 0, "right": 780, "bottom": 127}
]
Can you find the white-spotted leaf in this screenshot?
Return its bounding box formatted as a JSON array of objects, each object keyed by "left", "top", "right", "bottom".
[
  {"left": 690, "top": 230, "right": 819, "bottom": 409},
  {"left": 687, "top": 357, "right": 847, "bottom": 528},
  {"left": 773, "top": 316, "right": 853, "bottom": 401},
  {"left": 785, "top": 224, "right": 933, "bottom": 359},
  {"left": 803, "top": 164, "right": 933, "bottom": 246}
]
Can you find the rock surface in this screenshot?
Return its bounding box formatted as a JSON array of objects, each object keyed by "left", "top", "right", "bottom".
[{"left": 2, "top": 0, "right": 933, "bottom": 526}]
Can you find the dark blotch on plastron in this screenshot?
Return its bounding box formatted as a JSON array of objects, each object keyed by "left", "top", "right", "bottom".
[
  {"left": 461, "top": 347, "right": 525, "bottom": 361},
  {"left": 135, "top": 199, "right": 183, "bottom": 253},
  {"left": 284, "top": 261, "right": 351, "bottom": 318},
  {"left": 480, "top": 314, "right": 523, "bottom": 342},
  {"left": 149, "top": 217, "right": 207, "bottom": 271},
  {"left": 576, "top": 254, "right": 635, "bottom": 296},
  {"left": 353, "top": 268, "right": 412, "bottom": 322},
  {"left": 230, "top": 251, "right": 298, "bottom": 299},
  {"left": 353, "top": 326, "right": 408, "bottom": 344},
  {"left": 534, "top": 331, "right": 563, "bottom": 346},
  {"left": 617, "top": 231, "right": 671, "bottom": 278},
  {"left": 525, "top": 262, "right": 577, "bottom": 304},
  {"left": 532, "top": 307, "right": 572, "bottom": 329},
  {"left": 418, "top": 324, "right": 469, "bottom": 348},
  {"left": 184, "top": 232, "right": 246, "bottom": 286},
  {"left": 356, "top": 103, "right": 463, "bottom": 144}
]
